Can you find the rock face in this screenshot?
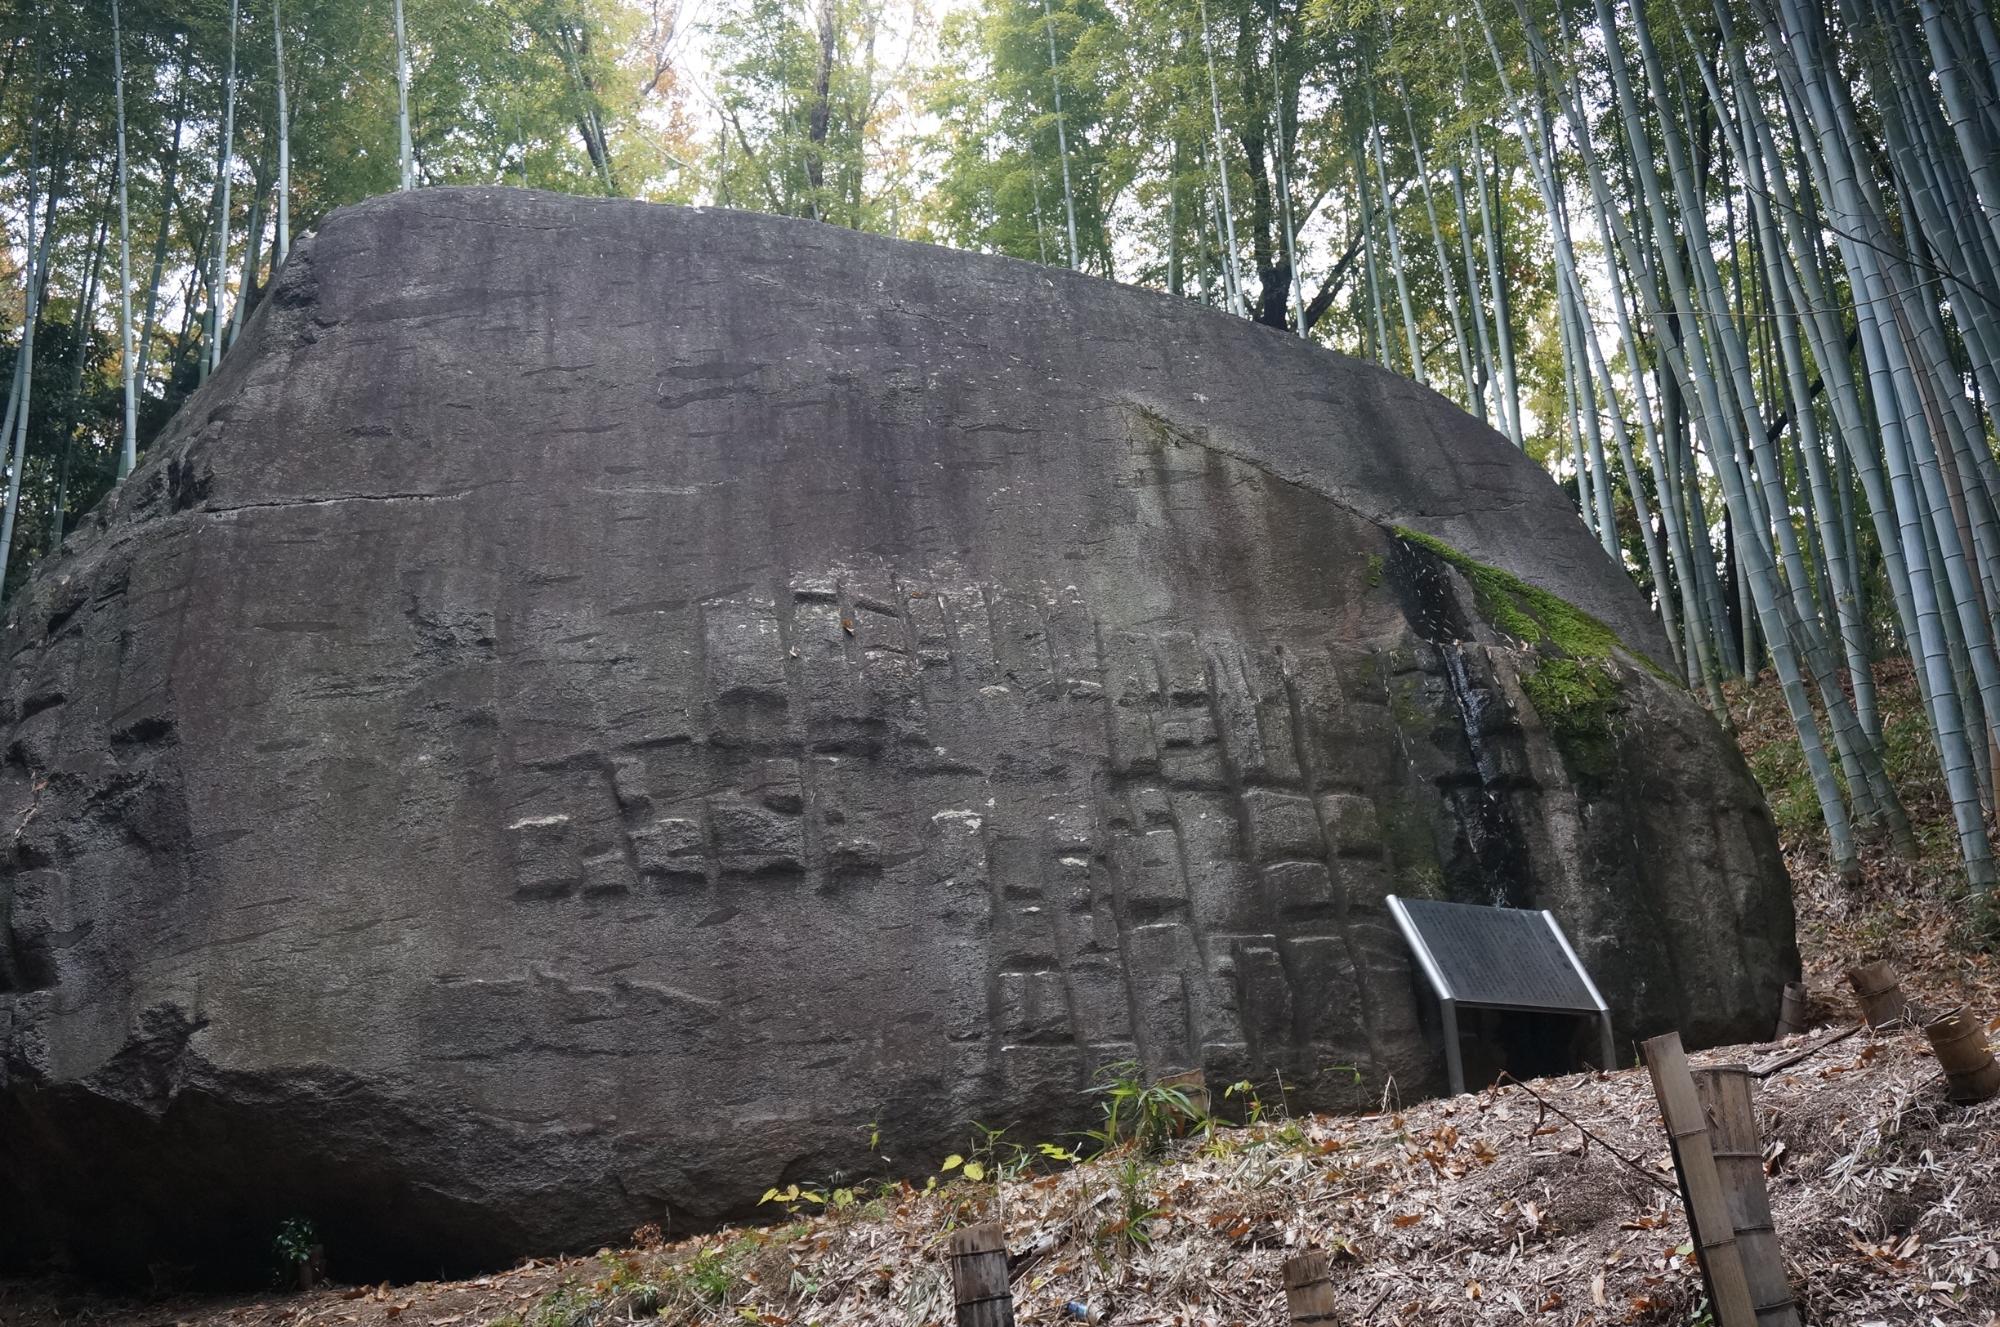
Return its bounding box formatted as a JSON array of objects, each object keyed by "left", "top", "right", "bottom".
[{"left": 0, "top": 189, "right": 1794, "bottom": 1279}]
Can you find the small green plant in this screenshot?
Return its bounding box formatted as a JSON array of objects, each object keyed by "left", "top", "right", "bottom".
[
  {"left": 671, "top": 1245, "right": 739, "bottom": 1305},
  {"left": 941, "top": 1120, "right": 1033, "bottom": 1184},
  {"left": 271, "top": 1217, "right": 323, "bottom": 1288},
  {"left": 1224, "top": 1079, "right": 1267, "bottom": 1126},
  {"left": 757, "top": 1180, "right": 859, "bottom": 1220},
  {"left": 1099, "top": 1157, "right": 1166, "bottom": 1250},
  {"left": 528, "top": 1282, "right": 601, "bottom": 1327},
  {"left": 1086, "top": 1061, "right": 1207, "bottom": 1155},
  {"left": 272, "top": 1216, "right": 318, "bottom": 1267}
]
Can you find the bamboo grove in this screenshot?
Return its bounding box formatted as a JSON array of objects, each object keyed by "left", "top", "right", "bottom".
[{"left": 3, "top": 0, "right": 1999, "bottom": 922}]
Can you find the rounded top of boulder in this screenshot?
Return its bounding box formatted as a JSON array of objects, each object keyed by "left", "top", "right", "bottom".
[{"left": 107, "top": 185, "right": 1664, "bottom": 665}]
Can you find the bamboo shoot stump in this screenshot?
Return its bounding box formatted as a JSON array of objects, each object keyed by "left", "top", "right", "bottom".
[
  {"left": 949, "top": 1224, "right": 1015, "bottom": 1327},
  {"left": 1845, "top": 961, "right": 1909, "bottom": 1029},
  {"left": 1775, "top": 982, "right": 1808, "bottom": 1038},
  {"left": 1923, "top": 1007, "right": 2000, "bottom": 1104}
]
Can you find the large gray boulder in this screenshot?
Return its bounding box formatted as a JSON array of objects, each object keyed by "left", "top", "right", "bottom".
[{"left": 0, "top": 188, "right": 1793, "bottom": 1280}]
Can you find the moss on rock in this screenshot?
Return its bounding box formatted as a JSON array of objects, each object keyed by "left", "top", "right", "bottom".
[
  {"left": 1393, "top": 527, "right": 1647, "bottom": 786},
  {"left": 1518, "top": 657, "right": 1622, "bottom": 786},
  {"left": 1391, "top": 527, "right": 1632, "bottom": 665}
]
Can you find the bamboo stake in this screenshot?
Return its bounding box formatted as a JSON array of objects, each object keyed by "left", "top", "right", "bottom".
[
  {"left": 948, "top": 1224, "right": 1015, "bottom": 1327},
  {"left": 1692, "top": 1066, "right": 1802, "bottom": 1327},
  {"left": 1282, "top": 1251, "right": 1338, "bottom": 1326},
  {"left": 1642, "top": 1033, "right": 1758, "bottom": 1327}
]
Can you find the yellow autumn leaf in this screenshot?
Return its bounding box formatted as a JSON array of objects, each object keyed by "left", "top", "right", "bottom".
[
  {"left": 963, "top": 1161, "right": 986, "bottom": 1181},
  {"left": 941, "top": 1154, "right": 964, "bottom": 1171}
]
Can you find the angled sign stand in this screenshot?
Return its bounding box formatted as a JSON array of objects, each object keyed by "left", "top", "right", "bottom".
[{"left": 1386, "top": 894, "right": 1616, "bottom": 1095}]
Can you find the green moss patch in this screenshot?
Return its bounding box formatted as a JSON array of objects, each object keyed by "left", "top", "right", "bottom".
[
  {"left": 1392, "top": 527, "right": 1655, "bottom": 787},
  {"left": 1518, "top": 657, "right": 1622, "bottom": 786},
  {"left": 1392, "top": 528, "right": 1625, "bottom": 660}
]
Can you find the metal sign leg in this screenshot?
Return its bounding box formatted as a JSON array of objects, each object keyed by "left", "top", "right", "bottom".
[{"left": 1441, "top": 997, "right": 1464, "bottom": 1095}]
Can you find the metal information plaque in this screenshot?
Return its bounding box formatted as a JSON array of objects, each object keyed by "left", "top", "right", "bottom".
[{"left": 1386, "top": 895, "right": 1615, "bottom": 1094}]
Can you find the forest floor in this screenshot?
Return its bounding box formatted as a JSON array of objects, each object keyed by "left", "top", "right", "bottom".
[{"left": 5, "top": 666, "right": 1998, "bottom": 1327}]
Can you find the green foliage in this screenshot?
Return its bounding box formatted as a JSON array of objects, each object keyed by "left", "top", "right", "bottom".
[
  {"left": 1223, "top": 1077, "right": 1269, "bottom": 1125},
  {"left": 759, "top": 1179, "right": 862, "bottom": 1219},
  {"left": 0, "top": 0, "right": 669, "bottom": 599},
  {"left": 271, "top": 1216, "right": 318, "bottom": 1269},
  {"left": 663, "top": 1245, "right": 740, "bottom": 1306},
  {"left": 0, "top": 320, "right": 123, "bottom": 602},
  {"left": 925, "top": 0, "right": 1104, "bottom": 265},
  {"left": 527, "top": 1282, "right": 601, "bottom": 1327},
  {"left": 522, "top": 1239, "right": 768, "bottom": 1327},
  {"left": 705, "top": 0, "right": 916, "bottom": 229},
  {"left": 1085, "top": 1060, "right": 1206, "bottom": 1155},
  {"left": 1100, "top": 1156, "right": 1165, "bottom": 1249},
  {"left": 943, "top": 1120, "right": 1040, "bottom": 1183}
]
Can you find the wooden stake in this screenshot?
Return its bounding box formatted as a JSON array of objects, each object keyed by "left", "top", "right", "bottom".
[
  {"left": 1642, "top": 1032, "right": 1758, "bottom": 1327},
  {"left": 1774, "top": 982, "right": 1808, "bottom": 1038},
  {"left": 1845, "top": 961, "right": 1909, "bottom": 1029},
  {"left": 1923, "top": 1006, "right": 2000, "bottom": 1104},
  {"left": 1693, "top": 1066, "right": 1801, "bottom": 1327},
  {"left": 1282, "top": 1251, "right": 1339, "bottom": 1326},
  {"left": 948, "top": 1223, "right": 1015, "bottom": 1327}
]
